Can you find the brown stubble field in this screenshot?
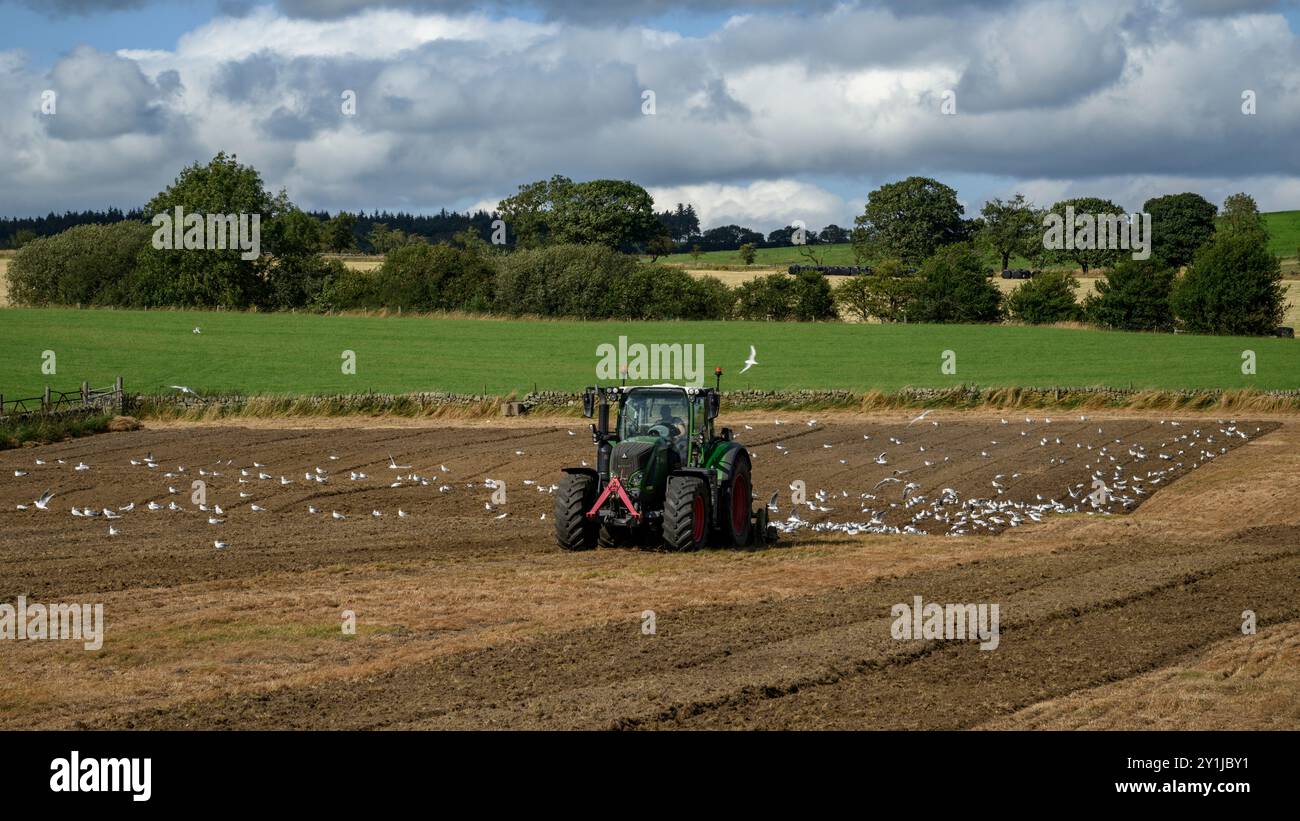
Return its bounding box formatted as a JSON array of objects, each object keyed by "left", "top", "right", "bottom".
[{"left": 0, "top": 410, "right": 1296, "bottom": 729}]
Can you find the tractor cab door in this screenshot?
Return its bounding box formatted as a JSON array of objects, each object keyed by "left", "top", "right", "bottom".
[{"left": 686, "top": 393, "right": 714, "bottom": 465}]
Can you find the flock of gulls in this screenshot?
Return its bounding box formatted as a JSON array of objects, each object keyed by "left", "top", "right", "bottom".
[
  {"left": 11, "top": 448, "right": 565, "bottom": 551},
  {"left": 746, "top": 414, "right": 1262, "bottom": 538},
  {"left": 8, "top": 413, "right": 1264, "bottom": 547}
]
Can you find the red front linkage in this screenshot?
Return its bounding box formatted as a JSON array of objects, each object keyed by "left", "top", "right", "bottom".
[{"left": 586, "top": 475, "right": 641, "bottom": 521}]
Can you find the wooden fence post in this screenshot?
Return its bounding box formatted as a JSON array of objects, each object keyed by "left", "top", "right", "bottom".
[
  {"left": 43, "top": 385, "right": 50, "bottom": 410},
  {"left": 115, "top": 376, "right": 124, "bottom": 414},
  {"left": 81, "top": 381, "right": 89, "bottom": 402}
]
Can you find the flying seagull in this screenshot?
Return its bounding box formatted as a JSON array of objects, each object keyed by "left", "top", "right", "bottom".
[
  {"left": 33, "top": 489, "right": 55, "bottom": 510},
  {"left": 907, "top": 410, "right": 933, "bottom": 427},
  {"left": 170, "top": 385, "right": 197, "bottom": 395},
  {"left": 740, "top": 346, "right": 758, "bottom": 374}
]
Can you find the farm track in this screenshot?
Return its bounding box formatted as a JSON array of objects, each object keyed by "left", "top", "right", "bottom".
[{"left": 0, "top": 411, "right": 1293, "bottom": 729}]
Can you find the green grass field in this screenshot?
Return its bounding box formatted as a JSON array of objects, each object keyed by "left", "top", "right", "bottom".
[
  {"left": 661, "top": 242, "right": 862, "bottom": 269},
  {"left": 659, "top": 210, "right": 1300, "bottom": 271},
  {"left": 1, "top": 308, "right": 1295, "bottom": 398},
  {"left": 1262, "top": 209, "right": 1300, "bottom": 259}
]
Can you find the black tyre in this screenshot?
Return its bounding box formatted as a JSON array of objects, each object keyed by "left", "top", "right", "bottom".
[
  {"left": 721, "top": 452, "right": 753, "bottom": 547},
  {"left": 663, "top": 475, "right": 709, "bottom": 551},
  {"left": 554, "top": 473, "right": 597, "bottom": 551}
]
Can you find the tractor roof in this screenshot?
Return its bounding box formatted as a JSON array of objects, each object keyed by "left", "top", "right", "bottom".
[{"left": 624, "top": 384, "right": 714, "bottom": 394}]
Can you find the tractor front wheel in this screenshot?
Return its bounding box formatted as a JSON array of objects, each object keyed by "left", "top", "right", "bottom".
[
  {"left": 663, "top": 476, "right": 709, "bottom": 551},
  {"left": 554, "top": 473, "right": 598, "bottom": 551}
]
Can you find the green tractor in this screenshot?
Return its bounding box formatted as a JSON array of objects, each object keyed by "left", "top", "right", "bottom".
[{"left": 554, "top": 372, "right": 775, "bottom": 551}]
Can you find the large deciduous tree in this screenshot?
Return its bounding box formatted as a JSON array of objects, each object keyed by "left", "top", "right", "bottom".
[
  {"left": 976, "top": 194, "right": 1040, "bottom": 271},
  {"left": 909, "top": 244, "right": 1002, "bottom": 323},
  {"left": 1084, "top": 259, "right": 1177, "bottom": 332},
  {"left": 853, "top": 176, "right": 966, "bottom": 264},
  {"left": 1219, "top": 192, "right": 1270, "bottom": 241},
  {"left": 1142, "top": 192, "right": 1216, "bottom": 269},
  {"left": 130, "top": 152, "right": 278, "bottom": 309},
  {"left": 1043, "top": 197, "right": 1128, "bottom": 275},
  {"left": 1172, "top": 231, "right": 1286, "bottom": 335},
  {"left": 498, "top": 176, "right": 659, "bottom": 251}
]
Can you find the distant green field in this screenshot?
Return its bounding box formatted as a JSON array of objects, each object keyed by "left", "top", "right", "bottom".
[
  {"left": 1, "top": 308, "right": 1295, "bottom": 398},
  {"left": 1262, "top": 210, "right": 1300, "bottom": 259},
  {"left": 661, "top": 210, "right": 1300, "bottom": 270},
  {"left": 662, "top": 242, "right": 862, "bottom": 269}
]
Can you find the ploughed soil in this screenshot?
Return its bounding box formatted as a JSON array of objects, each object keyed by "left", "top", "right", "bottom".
[{"left": 0, "top": 410, "right": 1294, "bottom": 729}]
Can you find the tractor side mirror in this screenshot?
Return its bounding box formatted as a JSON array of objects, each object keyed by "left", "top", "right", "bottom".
[
  {"left": 582, "top": 388, "right": 595, "bottom": 418},
  {"left": 707, "top": 393, "right": 720, "bottom": 419}
]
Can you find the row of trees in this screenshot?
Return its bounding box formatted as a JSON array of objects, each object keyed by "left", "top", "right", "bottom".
[
  {"left": 2, "top": 157, "right": 828, "bottom": 321},
  {"left": 970, "top": 190, "right": 1242, "bottom": 274},
  {"left": 0, "top": 205, "right": 498, "bottom": 254},
  {"left": 6, "top": 154, "right": 1288, "bottom": 335},
  {"left": 0, "top": 208, "right": 147, "bottom": 250},
  {"left": 831, "top": 223, "right": 1284, "bottom": 336},
  {"left": 326, "top": 243, "right": 834, "bottom": 321},
  {"left": 0, "top": 175, "right": 837, "bottom": 258},
  {"left": 3, "top": 155, "right": 793, "bottom": 320},
  {"left": 851, "top": 176, "right": 1259, "bottom": 274}
]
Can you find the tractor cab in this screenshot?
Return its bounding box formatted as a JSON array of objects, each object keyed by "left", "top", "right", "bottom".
[{"left": 616, "top": 385, "right": 716, "bottom": 462}]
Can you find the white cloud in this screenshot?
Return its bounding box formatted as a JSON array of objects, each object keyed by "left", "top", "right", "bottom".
[
  {"left": 649, "top": 179, "right": 848, "bottom": 231},
  {"left": 168, "top": 5, "right": 553, "bottom": 62}
]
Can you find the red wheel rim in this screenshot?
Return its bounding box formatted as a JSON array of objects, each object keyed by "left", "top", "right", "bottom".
[
  {"left": 732, "top": 474, "right": 750, "bottom": 535},
  {"left": 691, "top": 496, "right": 705, "bottom": 543}
]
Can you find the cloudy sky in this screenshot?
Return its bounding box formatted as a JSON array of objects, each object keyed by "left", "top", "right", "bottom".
[{"left": 2, "top": 0, "right": 1298, "bottom": 231}]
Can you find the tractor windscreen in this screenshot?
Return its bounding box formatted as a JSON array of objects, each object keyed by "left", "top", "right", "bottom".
[{"left": 618, "top": 389, "right": 690, "bottom": 441}]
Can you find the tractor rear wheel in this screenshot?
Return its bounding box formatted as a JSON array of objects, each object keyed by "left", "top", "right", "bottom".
[
  {"left": 663, "top": 475, "right": 709, "bottom": 551},
  {"left": 554, "top": 473, "right": 597, "bottom": 551},
  {"left": 721, "top": 452, "right": 753, "bottom": 547}
]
